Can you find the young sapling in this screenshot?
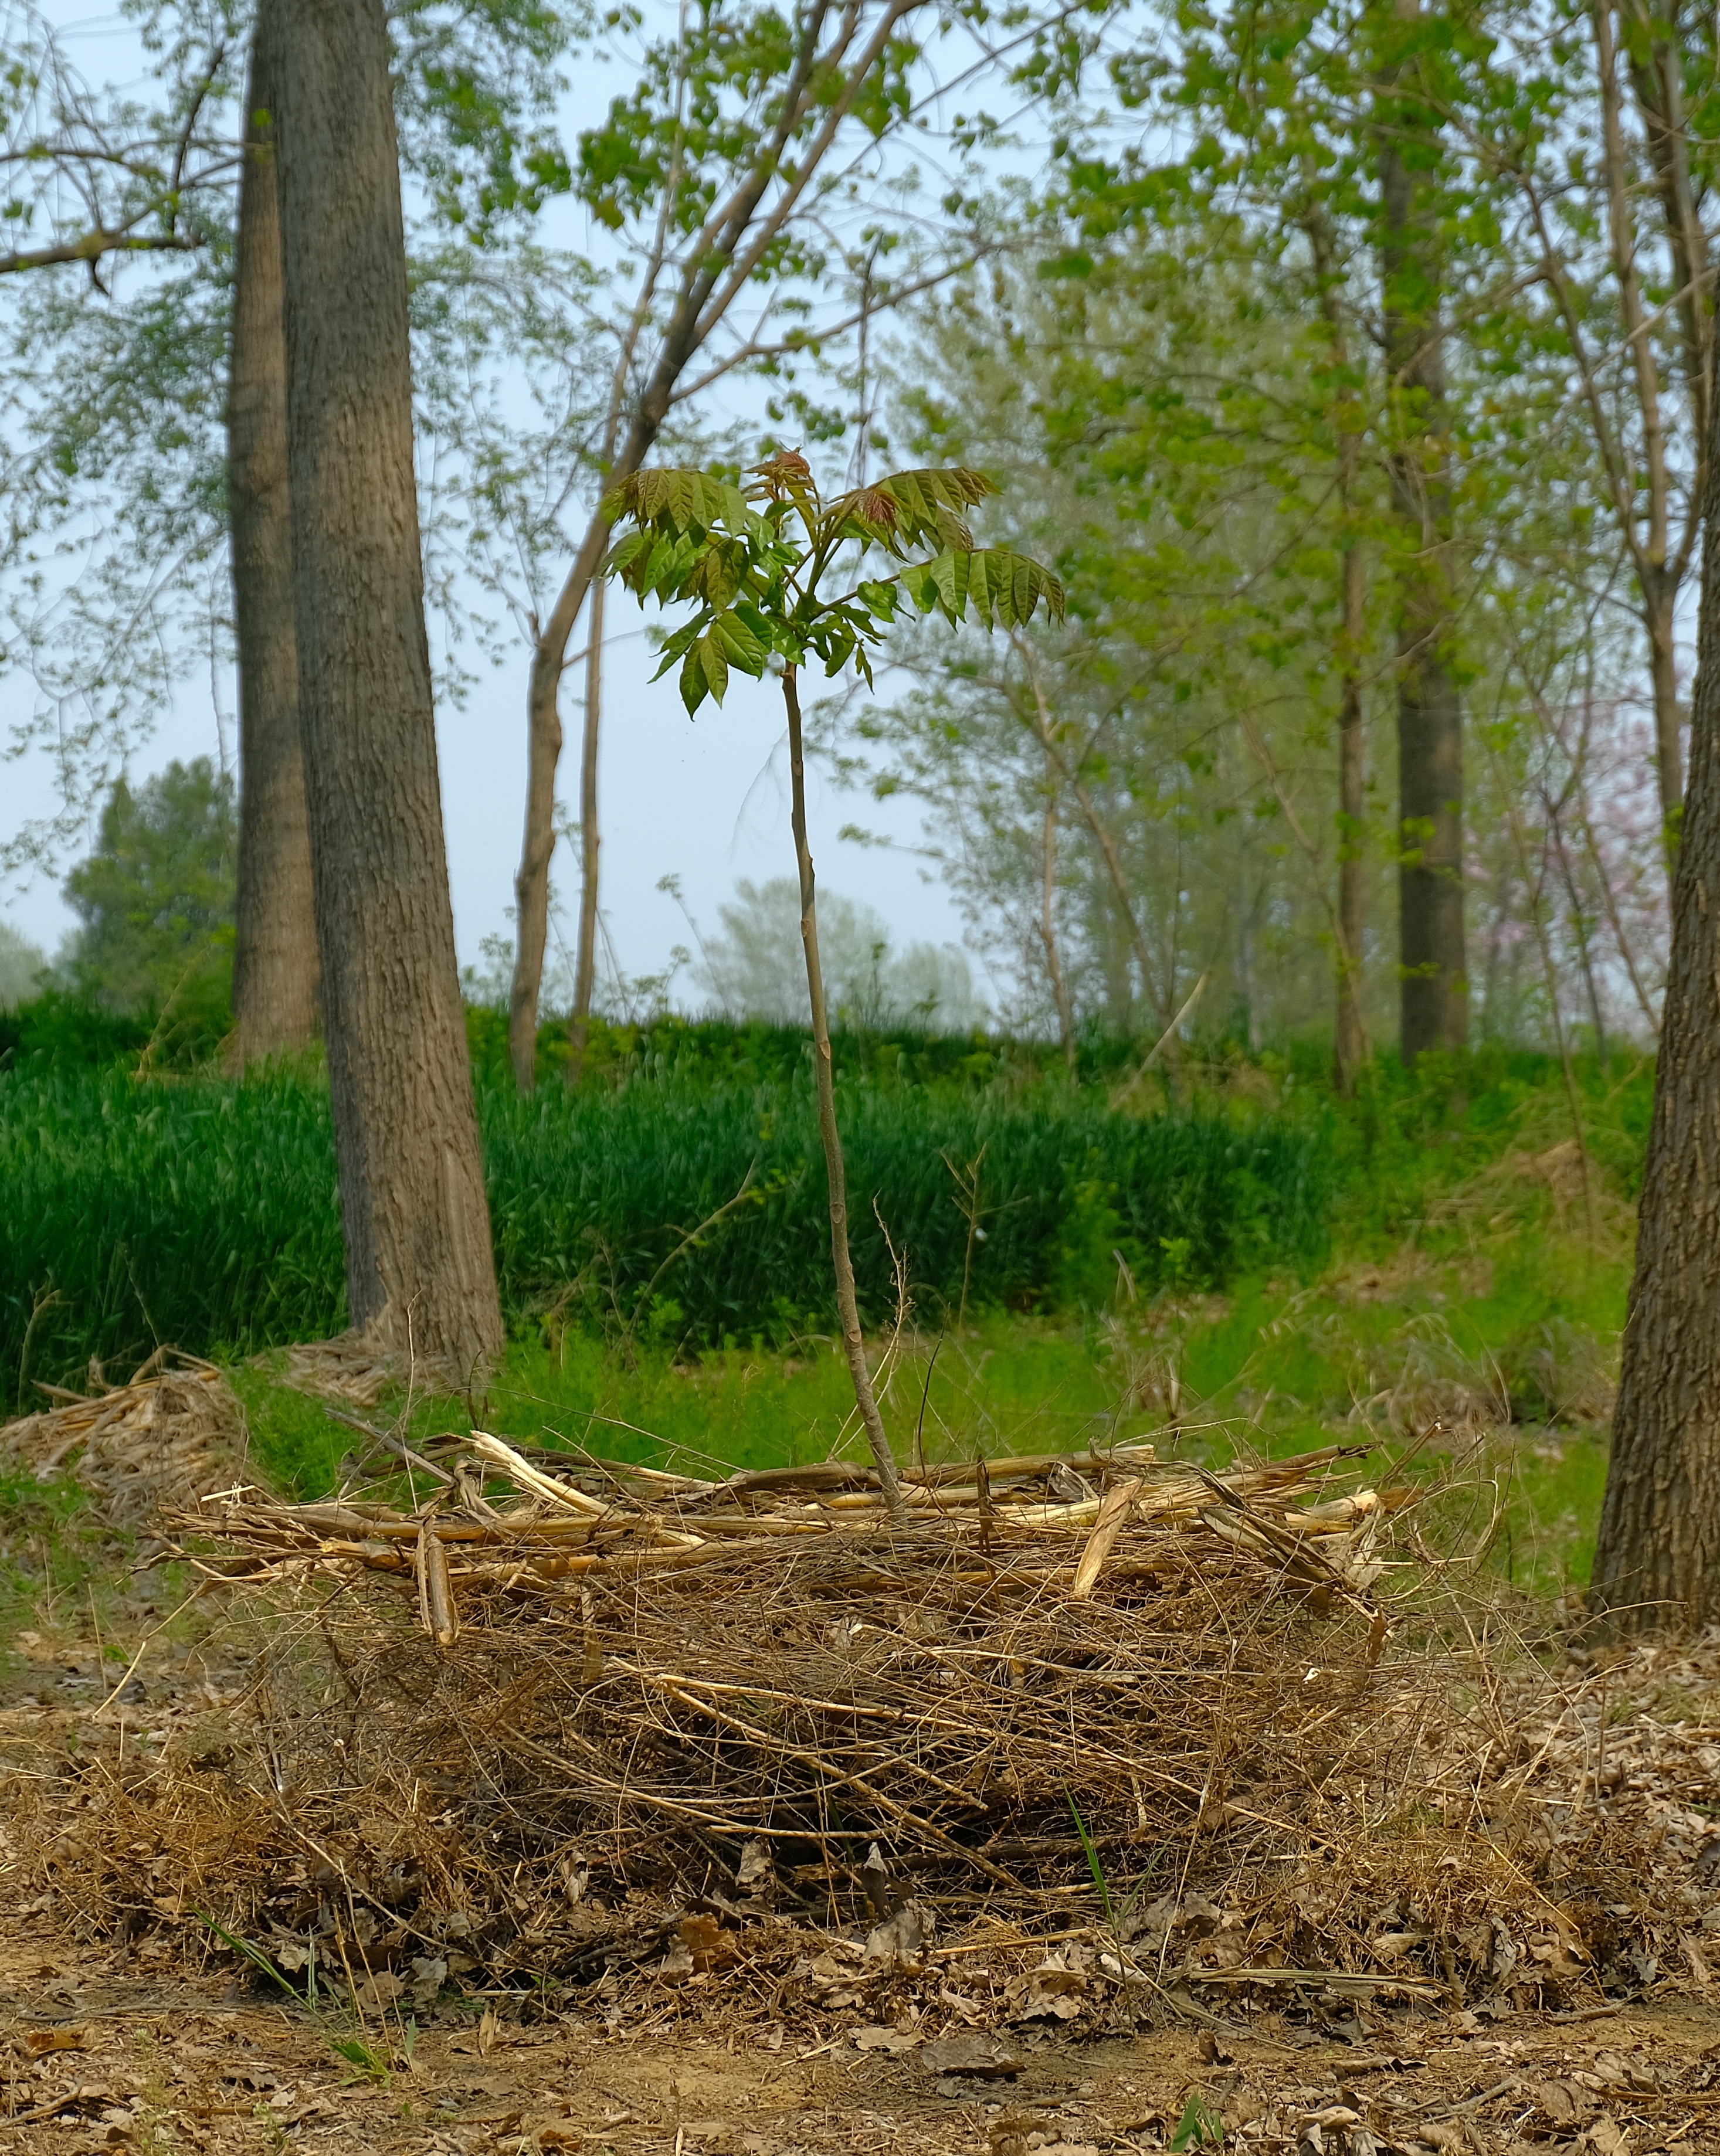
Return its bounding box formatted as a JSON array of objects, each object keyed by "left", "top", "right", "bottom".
[{"left": 603, "top": 450, "right": 1064, "bottom": 1509}]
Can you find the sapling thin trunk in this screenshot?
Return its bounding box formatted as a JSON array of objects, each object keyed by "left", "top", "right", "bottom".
[{"left": 782, "top": 663, "right": 905, "bottom": 1516}]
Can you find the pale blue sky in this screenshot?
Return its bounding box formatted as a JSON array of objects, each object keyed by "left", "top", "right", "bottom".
[{"left": 1, "top": 4, "right": 990, "bottom": 1000}]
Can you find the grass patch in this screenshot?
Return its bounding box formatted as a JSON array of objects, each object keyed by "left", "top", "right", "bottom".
[{"left": 2, "top": 1029, "right": 1647, "bottom": 1601}]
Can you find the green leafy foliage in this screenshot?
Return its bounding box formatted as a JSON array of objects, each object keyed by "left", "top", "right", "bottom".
[
  {"left": 1170, "top": 2095, "right": 1226, "bottom": 2151},
  {"left": 1, "top": 0, "right": 592, "bottom": 880},
  {"left": 61, "top": 758, "right": 235, "bottom": 1056},
  {"left": 62, "top": 759, "right": 236, "bottom": 1052},
  {"left": 604, "top": 450, "right": 1066, "bottom": 714}
]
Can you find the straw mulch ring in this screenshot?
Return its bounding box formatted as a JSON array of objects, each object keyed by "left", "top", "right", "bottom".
[
  {"left": 0, "top": 1350, "right": 242, "bottom": 1532},
  {"left": 10, "top": 1428, "right": 1717, "bottom": 2045}
]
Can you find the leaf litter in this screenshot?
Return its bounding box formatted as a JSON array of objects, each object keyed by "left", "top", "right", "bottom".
[{"left": 7, "top": 1377, "right": 1720, "bottom": 2147}]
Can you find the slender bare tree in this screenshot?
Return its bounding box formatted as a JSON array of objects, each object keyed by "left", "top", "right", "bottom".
[{"left": 507, "top": 0, "right": 945, "bottom": 1088}]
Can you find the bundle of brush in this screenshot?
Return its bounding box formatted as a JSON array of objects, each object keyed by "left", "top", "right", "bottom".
[
  {"left": 2, "top": 1349, "right": 241, "bottom": 1531},
  {"left": 158, "top": 1432, "right": 1421, "bottom": 1919},
  {"left": 180, "top": 1428, "right": 1391, "bottom": 1621},
  {"left": 28, "top": 1437, "right": 1705, "bottom": 2017}
]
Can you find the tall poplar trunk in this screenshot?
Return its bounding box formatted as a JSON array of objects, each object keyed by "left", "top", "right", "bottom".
[
  {"left": 1308, "top": 209, "right": 1373, "bottom": 1095},
  {"left": 267, "top": 0, "right": 503, "bottom": 1379},
  {"left": 1378, "top": 13, "right": 1467, "bottom": 1062},
  {"left": 566, "top": 578, "right": 605, "bottom": 1086},
  {"left": 228, "top": 27, "right": 319, "bottom": 1064},
  {"left": 1588, "top": 434, "right": 1720, "bottom": 1634}
]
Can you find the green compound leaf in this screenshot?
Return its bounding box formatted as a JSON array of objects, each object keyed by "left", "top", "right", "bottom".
[{"left": 908, "top": 546, "right": 1066, "bottom": 629}]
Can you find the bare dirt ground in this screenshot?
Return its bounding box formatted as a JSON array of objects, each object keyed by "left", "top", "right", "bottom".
[
  {"left": 10, "top": 1438, "right": 1720, "bottom": 2153},
  {"left": 5, "top": 1917, "right": 1720, "bottom": 2156}
]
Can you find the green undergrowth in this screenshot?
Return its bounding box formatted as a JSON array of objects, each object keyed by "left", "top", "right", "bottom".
[
  {"left": 0, "top": 1024, "right": 1652, "bottom": 1408},
  {"left": 0, "top": 1025, "right": 1645, "bottom": 1604},
  {"left": 0, "top": 1458, "right": 197, "bottom": 1654},
  {"left": 2, "top": 1054, "right": 1334, "bottom": 1403},
  {"left": 230, "top": 1192, "right": 1624, "bottom": 1598}
]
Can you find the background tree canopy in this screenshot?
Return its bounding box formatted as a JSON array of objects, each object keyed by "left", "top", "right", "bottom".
[{"left": 62, "top": 757, "right": 236, "bottom": 1048}]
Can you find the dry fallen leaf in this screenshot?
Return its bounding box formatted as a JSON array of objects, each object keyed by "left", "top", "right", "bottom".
[
  {"left": 676, "top": 1911, "right": 734, "bottom": 1972},
  {"left": 850, "top": 2026, "right": 919, "bottom": 2054},
  {"left": 26, "top": 2028, "right": 87, "bottom": 2055},
  {"left": 863, "top": 1900, "right": 928, "bottom": 1967},
  {"left": 1532, "top": 2079, "right": 1589, "bottom": 2127}
]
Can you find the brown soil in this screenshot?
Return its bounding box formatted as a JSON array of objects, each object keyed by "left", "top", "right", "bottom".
[
  {"left": 9, "top": 1463, "right": 1720, "bottom": 2150},
  {"left": 5, "top": 1912, "right": 1720, "bottom": 2152}
]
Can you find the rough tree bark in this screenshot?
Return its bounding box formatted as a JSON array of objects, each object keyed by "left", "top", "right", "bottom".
[
  {"left": 267, "top": 0, "right": 503, "bottom": 1378},
  {"left": 1588, "top": 437, "right": 1720, "bottom": 1634},
  {"left": 228, "top": 25, "right": 320, "bottom": 1065},
  {"left": 1378, "top": 13, "right": 1467, "bottom": 1062}
]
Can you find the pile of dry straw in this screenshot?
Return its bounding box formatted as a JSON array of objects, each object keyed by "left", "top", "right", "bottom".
[{"left": 7, "top": 1386, "right": 1718, "bottom": 2031}]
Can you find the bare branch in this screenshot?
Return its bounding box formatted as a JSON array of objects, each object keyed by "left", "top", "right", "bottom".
[{"left": 0, "top": 225, "right": 206, "bottom": 276}]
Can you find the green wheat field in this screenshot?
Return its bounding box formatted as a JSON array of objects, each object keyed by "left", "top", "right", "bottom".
[{"left": 1, "top": 1016, "right": 1651, "bottom": 1615}]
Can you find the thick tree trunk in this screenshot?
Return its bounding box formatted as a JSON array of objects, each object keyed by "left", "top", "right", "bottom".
[
  {"left": 1589, "top": 446, "right": 1720, "bottom": 1635},
  {"left": 267, "top": 0, "right": 503, "bottom": 1379},
  {"left": 1379, "top": 46, "right": 1467, "bottom": 1062},
  {"left": 1646, "top": 574, "right": 1685, "bottom": 839},
  {"left": 783, "top": 664, "right": 904, "bottom": 1516},
  {"left": 228, "top": 27, "right": 319, "bottom": 1065},
  {"left": 566, "top": 577, "right": 605, "bottom": 1086}
]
